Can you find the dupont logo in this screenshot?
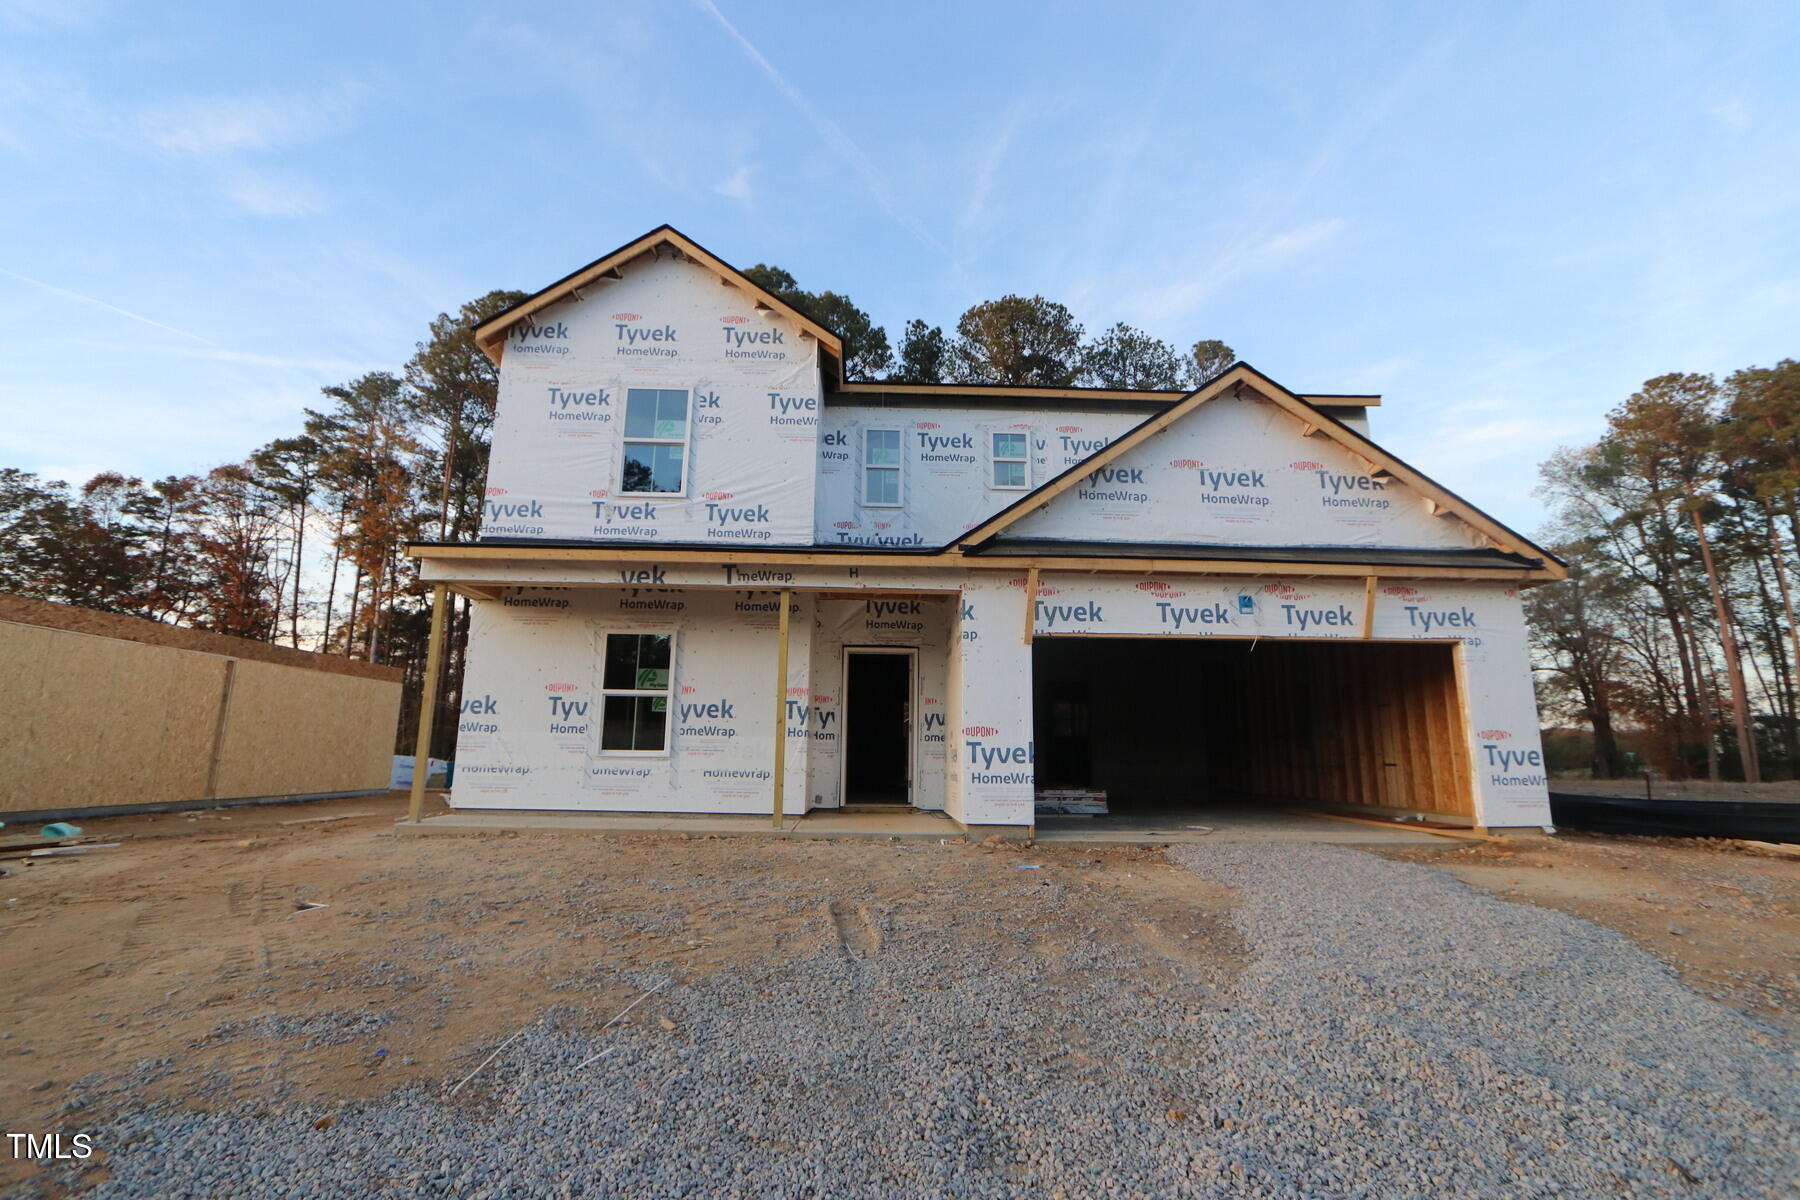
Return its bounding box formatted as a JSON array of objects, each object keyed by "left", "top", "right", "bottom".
[
  {"left": 1262, "top": 583, "right": 1305, "bottom": 597},
  {"left": 1384, "top": 585, "right": 1428, "bottom": 600},
  {"left": 1055, "top": 425, "right": 1081, "bottom": 434},
  {"left": 721, "top": 315, "right": 749, "bottom": 324},
  {"left": 833, "top": 520, "right": 856, "bottom": 530},
  {"left": 787, "top": 686, "right": 808, "bottom": 698},
  {"left": 1135, "top": 580, "right": 1174, "bottom": 592},
  {"left": 917, "top": 421, "right": 941, "bottom": 430},
  {"left": 1479, "top": 729, "right": 1511, "bottom": 740},
  {"left": 1008, "top": 422, "right": 1031, "bottom": 430},
  {"left": 588, "top": 489, "right": 609, "bottom": 499},
  {"left": 545, "top": 682, "right": 578, "bottom": 693},
  {"left": 922, "top": 696, "right": 939, "bottom": 706},
  {"left": 1169, "top": 459, "right": 1205, "bottom": 470},
  {"left": 812, "top": 693, "right": 835, "bottom": 704},
  {"left": 703, "top": 491, "right": 734, "bottom": 501},
  {"left": 681, "top": 685, "right": 697, "bottom": 695},
  {"left": 486, "top": 487, "right": 508, "bottom": 497},
  {"left": 1036, "top": 585, "right": 1063, "bottom": 596},
  {"left": 873, "top": 521, "right": 892, "bottom": 530},
  {"left": 963, "top": 725, "right": 998, "bottom": 737},
  {"left": 1289, "top": 460, "right": 1324, "bottom": 470},
  {"left": 613, "top": 312, "right": 641, "bottom": 321}
]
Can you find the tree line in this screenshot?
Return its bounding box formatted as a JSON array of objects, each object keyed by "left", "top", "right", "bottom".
[
  {"left": 1528, "top": 360, "right": 1800, "bottom": 782},
  {"left": 2, "top": 265, "right": 1233, "bottom": 759}
]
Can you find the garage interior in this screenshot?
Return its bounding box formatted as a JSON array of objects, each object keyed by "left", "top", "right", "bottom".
[{"left": 1031, "top": 637, "right": 1476, "bottom": 823}]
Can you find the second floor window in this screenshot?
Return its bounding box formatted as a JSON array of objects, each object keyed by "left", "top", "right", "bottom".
[
  {"left": 863, "top": 428, "right": 903, "bottom": 506},
  {"left": 991, "top": 432, "right": 1030, "bottom": 489},
  {"left": 622, "top": 388, "right": 689, "bottom": 495}
]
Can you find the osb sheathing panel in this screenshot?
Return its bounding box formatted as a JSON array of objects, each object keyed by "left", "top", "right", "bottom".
[
  {"left": 210, "top": 660, "right": 399, "bottom": 799},
  {"left": 0, "top": 621, "right": 401, "bottom": 812},
  {"left": 1, "top": 622, "right": 226, "bottom": 811}
]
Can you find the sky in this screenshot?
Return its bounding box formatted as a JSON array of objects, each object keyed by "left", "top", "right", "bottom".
[{"left": 2, "top": 0, "right": 1797, "bottom": 536}]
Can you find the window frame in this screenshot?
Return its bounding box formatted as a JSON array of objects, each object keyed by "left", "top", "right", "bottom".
[
  {"left": 861, "top": 427, "right": 904, "bottom": 508},
  {"left": 989, "top": 430, "right": 1031, "bottom": 491},
  {"left": 597, "top": 630, "right": 677, "bottom": 758},
  {"left": 619, "top": 388, "right": 693, "bottom": 499}
]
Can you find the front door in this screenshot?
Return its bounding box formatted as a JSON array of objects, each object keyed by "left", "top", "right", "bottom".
[{"left": 843, "top": 648, "right": 914, "bottom": 805}]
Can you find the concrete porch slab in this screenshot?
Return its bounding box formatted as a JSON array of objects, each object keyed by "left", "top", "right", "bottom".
[
  {"left": 394, "top": 804, "right": 1452, "bottom": 846},
  {"left": 1034, "top": 808, "right": 1449, "bottom": 846},
  {"left": 395, "top": 807, "right": 964, "bottom": 842}
]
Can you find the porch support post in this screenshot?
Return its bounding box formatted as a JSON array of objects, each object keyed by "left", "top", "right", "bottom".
[
  {"left": 1022, "top": 566, "right": 1039, "bottom": 645},
  {"left": 407, "top": 582, "right": 450, "bottom": 824},
  {"left": 1361, "top": 575, "right": 1378, "bottom": 639},
  {"left": 772, "top": 588, "right": 792, "bottom": 829}
]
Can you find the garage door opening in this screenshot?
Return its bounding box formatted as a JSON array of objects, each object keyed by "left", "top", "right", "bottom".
[{"left": 1032, "top": 637, "right": 1475, "bottom": 822}]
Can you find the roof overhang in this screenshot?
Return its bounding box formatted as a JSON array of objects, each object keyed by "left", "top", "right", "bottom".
[{"left": 408, "top": 540, "right": 1562, "bottom": 583}]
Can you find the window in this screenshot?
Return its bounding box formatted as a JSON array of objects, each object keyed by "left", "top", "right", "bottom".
[
  {"left": 863, "top": 428, "right": 902, "bottom": 506},
  {"left": 622, "top": 389, "right": 689, "bottom": 495},
  {"left": 991, "top": 431, "right": 1030, "bottom": 489},
  {"left": 600, "top": 632, "right": 674, "bottom": 753}
]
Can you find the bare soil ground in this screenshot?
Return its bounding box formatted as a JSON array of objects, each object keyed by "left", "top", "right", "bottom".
[
  {"left": 0, "top": 791, "right": 1234, "bottom": 1194},
  {"left": 1378, "top": 833, "right": 1800, "bottom": 1035}
]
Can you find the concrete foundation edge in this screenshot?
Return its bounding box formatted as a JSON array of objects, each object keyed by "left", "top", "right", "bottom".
[{"left": 1, "top": 789, "right": 391, "bottom": 825}]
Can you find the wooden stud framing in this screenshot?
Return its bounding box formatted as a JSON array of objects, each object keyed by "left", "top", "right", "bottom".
[
  {"left": 408, "top": 583, "right": 450, "bottom": 824},
  {"left": 1022, "top": 566, "right": 1039, "bottom": 645},
  {"left": 1361, "top": 576, "right": 1377, "bottom": 639},
  {"left": 771, "top": 588, "right": 792, "bottom": 829},
  {"left": 1204, "top": 639, "right": 1476, "bottom": 821}
]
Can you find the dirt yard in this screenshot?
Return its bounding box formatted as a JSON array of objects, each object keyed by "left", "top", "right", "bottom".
[
  {"left": 1379, "top": 832, "right": 1800, "bottom": 1035},
  {"left": 0, "top": 792, "right": 1233, "bottom": 1194},
  {"left": 1, "top": 794, "right": 1795, "bottom": 1197}
]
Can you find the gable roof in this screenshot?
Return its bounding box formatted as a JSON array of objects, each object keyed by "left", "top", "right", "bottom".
[
  {"left": 472, "top": 224, "right": 844, "bottom": 371},
  {"left": 951, "top": 363, "right": 1566, "bottom": 578}
]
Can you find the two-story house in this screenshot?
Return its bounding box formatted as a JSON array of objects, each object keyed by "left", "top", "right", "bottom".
[{"left": 407, "top": 225, "right": 1562, "bottom": 836}]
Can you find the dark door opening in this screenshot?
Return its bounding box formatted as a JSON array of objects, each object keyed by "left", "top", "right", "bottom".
[{"left": 844, "top": 649, "right": 913, "bottom": 805}]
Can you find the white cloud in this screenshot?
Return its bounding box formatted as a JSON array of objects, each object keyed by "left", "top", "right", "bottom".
[
  {"left": 958, "top": 104, "right": 1025, "bottom": 237},
  {"left": 1106, "top": 217, "right": 1351, "bottom": 324},
  {"left": 223, "top": 168, "right": 326, "bottom": 217},
  {"left": 694, "top": 0, "right": 949, "bottom": 260},
  {"left": 713, "top": 163, "right": 755, "bottom": 204},
  {"left": 138, "top": 83, "right": 364, "bottom": 157},
  {"left": 1705, "top": 98, "right": 1752, "bottom": 130},
  {"left": 0, "top": 0, "right": 104, "bottom": 30},
  {"left": 1257, "top": 218, "right": 1347, "bottom": 262},
  {"left": 0, "top": 264, "right": 214, "bottom": 344}
]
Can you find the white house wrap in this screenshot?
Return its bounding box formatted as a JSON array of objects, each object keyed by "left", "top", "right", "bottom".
[{"left": 413, "top": 226, "right": 1562, "bottom": 832}]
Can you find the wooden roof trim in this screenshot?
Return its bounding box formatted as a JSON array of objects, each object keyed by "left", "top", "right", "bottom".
[
  {"left": 471, "top": 225, "right": 844, "bottom": 368},
  {"left": 832, "top": 380, "right": 1379, "bottom": 406},
  {"left": 407, "top": 543, "right": 1555, "bottom": 583}
]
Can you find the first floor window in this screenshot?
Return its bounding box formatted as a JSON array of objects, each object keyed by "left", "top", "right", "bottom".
[
  {"left": 600, "top": 632, "right": 674, "bottom": 752},
  {"left": 622, "top": 388, "right": 688, "bottom": 494},
  {"left": 863, "top": 428, "right": 902, "bottom": 506},
  {"left": 991, "top": 431, "right": 1029, "bottom": 489}
]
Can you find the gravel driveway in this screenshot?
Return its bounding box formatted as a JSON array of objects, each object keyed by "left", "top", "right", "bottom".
[{"left": 14, "top": 843, "right": 1797, "bottom": 1200}]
